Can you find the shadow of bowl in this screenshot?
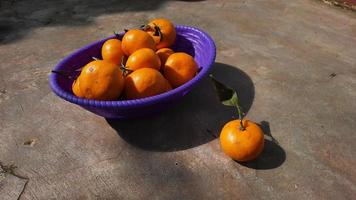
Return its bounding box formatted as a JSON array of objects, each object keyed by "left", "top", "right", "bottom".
[{"left": 106, "top": 62, "right": 255, "bottom": 152}]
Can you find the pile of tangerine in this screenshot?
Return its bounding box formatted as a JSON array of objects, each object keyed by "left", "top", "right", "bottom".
[{"left": 72, "top": 18, "right": 198, "bottom": 100}]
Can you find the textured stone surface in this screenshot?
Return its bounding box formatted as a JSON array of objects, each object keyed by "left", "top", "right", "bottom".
[
  {"left": 321, "top": 0, "right": 356, "bottom": 11},
  {"left": 1, "top": 0, "right": 356, "bottom": 199},
  {"left": 0, "top": 174, "right": 28, "bottom": 200}
]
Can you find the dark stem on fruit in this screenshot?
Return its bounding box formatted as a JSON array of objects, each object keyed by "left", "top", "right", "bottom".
[
  {"left": 120, "top": 57, "right": 132, "bottom": 76},
  {"left": 140, "top": 24, "right": 150, "bottom": 31},
  {"left": 153, "top": 23, "right": 163, "bottom": 42},
  {"left": 120, "top": 66, "right": 133, "bottom": 76},
  {"left": 114, "top": 31, "right": 120, "bottom": 38}
]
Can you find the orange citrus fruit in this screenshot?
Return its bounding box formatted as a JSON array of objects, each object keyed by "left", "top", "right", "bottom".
[
  {"left": 156, "top": 48, "right": 174, "bottom": 69},
  {"left": 163, "top": 52, "right": 198, "bottom": 88},
  {"left": 73, "top": 60, "right": 125, "bottom": 100},
  {"left": 125, "top": 68, "right": 172, "bottom": 99},
  {"left": 145, "top": 18, "right": 176, "bottom": 49},
  {"left": 121, "top": 29, "right": 156, "bottom": 56},
  {"left": 101, "top": 39, "right": 124, "bottom": 66},
  {"left": 220, "top": 120, "right": 264, "bottom": 162},
  {"left": 125, "top": 48, "right": 161, "bottom": 71}
]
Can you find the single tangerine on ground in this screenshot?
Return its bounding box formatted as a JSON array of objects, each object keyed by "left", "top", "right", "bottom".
[
  {"left": 220, "top": 119, "right": 265, "bottom": 162},
  {"left": 125, "top": 68, "right": 172, "bottom": 100}
]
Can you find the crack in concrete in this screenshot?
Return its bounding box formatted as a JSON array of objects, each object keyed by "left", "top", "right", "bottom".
[
  {"left": 19, "top": 103, "right": 24, "bottom": 113},
  {"left": 0, "top": 162, "right": 29, "bottom": 200},
  {"left": 17, "top": 179, "right": 28, "bottom": 200}
]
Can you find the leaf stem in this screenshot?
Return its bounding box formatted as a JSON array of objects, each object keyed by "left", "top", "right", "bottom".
[
  {"left": 235, "top": 102, "right": 245, "bottom": 131},
  {"left": 208, "top": 74, "right": 246, "bottom": 131}
]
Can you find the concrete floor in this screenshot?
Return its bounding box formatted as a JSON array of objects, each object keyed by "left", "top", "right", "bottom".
[{"left": 1, "top": 0, "right": 356, "bottom": 199}]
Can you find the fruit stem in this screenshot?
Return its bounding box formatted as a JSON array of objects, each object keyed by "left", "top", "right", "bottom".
[
  {"left": 140, "top": 23, "right": 163, "bottom": 42},
  {"left": 153, "top": 23, "right": 163, "bottom": 42},
  {"left": 120, "top": 66, "right": 133, "bottom": 76},
  {"left": 120, "top": 57, "right": 132, "bottom": 76},
  {"left": 234, "top": 101, "right": 245, "bottom": 131},
  {"left": 140, "top": 24, "right": 150, "bottom": 31},
  {"left": 113, "top": 31, "right": 120, "bottom": 38}
]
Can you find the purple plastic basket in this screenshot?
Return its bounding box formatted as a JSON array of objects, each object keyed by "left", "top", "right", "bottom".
[{"left": 49, "top": 25, "right": 216, "bottom": 119}]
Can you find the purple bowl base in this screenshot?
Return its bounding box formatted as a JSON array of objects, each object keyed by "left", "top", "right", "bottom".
[{"left": 84, "top": 95, "right": 185, "bottom": 119}]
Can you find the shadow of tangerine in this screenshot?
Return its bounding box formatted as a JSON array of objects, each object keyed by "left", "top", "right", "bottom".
[
  {"left": 106, "top": 62, "right": 255, "bottom": 152},
  {"left": 238, "top": 121, "right": 286, "bottom": 169}
]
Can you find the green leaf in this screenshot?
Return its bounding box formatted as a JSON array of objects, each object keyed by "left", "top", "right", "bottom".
[
  {"left": 209, "top": 74, "right": 245, "bottom": 128},
  {"left": 209, "top": 74, "right": 239, "bottom": 107}
]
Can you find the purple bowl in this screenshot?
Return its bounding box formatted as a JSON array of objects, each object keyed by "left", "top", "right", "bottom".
[{"left": 49, "top": 25, "right": 216, "bottom": 119}]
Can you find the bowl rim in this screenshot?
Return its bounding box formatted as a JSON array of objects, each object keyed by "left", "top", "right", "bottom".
[{"left": 49, "top": 25, "right": 216, "bottom": 109}]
